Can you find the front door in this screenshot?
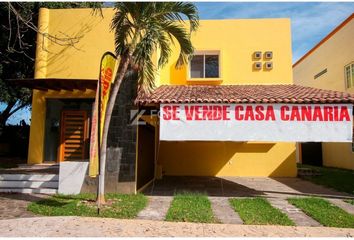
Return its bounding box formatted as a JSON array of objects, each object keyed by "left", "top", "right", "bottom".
[{"left": 59, "top": 110, "right": 89, "bottom": 162}]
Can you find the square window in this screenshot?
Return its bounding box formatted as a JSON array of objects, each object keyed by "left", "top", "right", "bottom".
[{"left": 190, "top": 53, "right": 220, "bottom": 78}]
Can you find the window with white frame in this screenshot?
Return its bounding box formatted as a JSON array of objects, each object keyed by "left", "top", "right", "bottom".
[
  {"left": 345, "top": 62, "right": 354, "bottom": 89},
  {"left": 190, "top": 52, "right": 220, "bottom": 78}
]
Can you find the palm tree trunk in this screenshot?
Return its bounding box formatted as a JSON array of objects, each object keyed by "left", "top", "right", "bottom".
[{"left": 97, "top": 54, "right": 131, "bottom": 204}]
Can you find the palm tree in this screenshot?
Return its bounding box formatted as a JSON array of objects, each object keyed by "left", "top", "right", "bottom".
[{"left": 98, "top": 2, "right": 199, "bottom": 203}]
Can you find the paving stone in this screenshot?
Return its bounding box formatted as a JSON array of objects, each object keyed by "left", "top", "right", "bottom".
[
  {"left": 327, "top": 198, "right": 354, "bottom": 215},
  {"left": 136, "top": 196, "right": 173, "bottom": 221},
  {"left": 0, "top": 193, "right": 49, "bottom": 220},
  {"left": 267, "top": 197, "right": 321, "bottom": 227},
  {"left": 209, "top": 197, "right": 243, "bottom": 224},
  {"left": 223, "top": 177, "right": 353, "bottom": 199}
]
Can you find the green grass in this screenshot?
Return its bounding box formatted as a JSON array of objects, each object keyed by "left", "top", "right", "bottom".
[
  {"left": 165, "top": 192, "right": 216, "bottom": 223},
  {"left": 345, "top": 199, "right": 354, "bottom": 205},
  {"left": 229, "top": 197, "right": 294, "bottom": 226},
  {"left": 27, "top": 193, "right": 147, "bottom": 219},
  {"left": 298, "top": 164, "right": 354, "bottom": 195},
  {"left": 288, "top": 197, "right": 354, "bottom": 228}
]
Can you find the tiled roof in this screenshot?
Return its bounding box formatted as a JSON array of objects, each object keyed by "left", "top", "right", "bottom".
[{"left": 136, "top": 84, "right": 354, "bottom": 105}]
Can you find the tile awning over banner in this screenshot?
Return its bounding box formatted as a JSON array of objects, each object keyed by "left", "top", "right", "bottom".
[
  {"left": 136, "top": 84, "right": 354, "bottom": 105},
  {"left": 6, "top": 78, "right": 97, "bottom": 91}
]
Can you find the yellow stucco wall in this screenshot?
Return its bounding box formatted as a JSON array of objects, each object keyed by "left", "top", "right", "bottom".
[
  {"left": 158, "top": 141, "right": 296, "bottom": 177},
  {"left": 156, "top": 18, "right": 295, "bottom": 177},
  {"left": 158, "top": 18, "right": 293, "bottom": 86},
  {"left": 28, "top": 8, "right": 112, "bottom": 163},
  {"left": 293, "top": 18, "right": 354, "bottom": 170},
  {"left": 40, "top": 8, "right": 116, "bottom": 79},
  {"left": 29, "top": 8, "right": 296, "bottom": 177}
]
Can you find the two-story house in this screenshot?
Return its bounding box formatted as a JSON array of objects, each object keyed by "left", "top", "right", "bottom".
[{"left": 13, "top": 8, "right": 353, "bottom": 193}]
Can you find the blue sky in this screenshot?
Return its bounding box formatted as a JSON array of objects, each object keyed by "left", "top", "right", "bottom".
[
  {"left": 195, "top": 2, "right": 354, "bottom": 62},
  {"left": 3, "top": 2, "right": 354, "bottom": 125}
]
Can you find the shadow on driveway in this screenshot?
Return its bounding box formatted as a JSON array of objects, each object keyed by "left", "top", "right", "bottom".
[{"left": 143, "top": 176, "right": 354, "bottom": 200}]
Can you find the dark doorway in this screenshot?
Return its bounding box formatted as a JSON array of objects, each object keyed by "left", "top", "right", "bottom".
[
  {"left": 44, "top": 99, "right": 93, "bottom": 162},
  {"left": 136, "top": 123, "right": 155, "bottom": 190},
  {"left": 301, "top": 142, "right": 323, "bottom": 166}
]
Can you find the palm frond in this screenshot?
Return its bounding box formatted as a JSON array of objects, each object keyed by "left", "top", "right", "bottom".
[
  {"left": 111, "top": 2, "right": 199, "bottom": 91},
  {"left": 143, "top": 21, "right": 172, "bottom": 68},
  {"left": 153, "top": 2, "right": 199, "bottom": 32},
  {"left": 111, "top": 7, "right": 132, "bottom": 55},
  {"left": 161, "top": 22, "right": 194, "bottom": 68},
  {"left": 132, "top": 27, "right": 157, "bottom": 93}
]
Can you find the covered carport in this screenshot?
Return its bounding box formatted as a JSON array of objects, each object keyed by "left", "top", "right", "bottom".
[{"left": 135, "top": 84, "right": 354, "bottom": 193}]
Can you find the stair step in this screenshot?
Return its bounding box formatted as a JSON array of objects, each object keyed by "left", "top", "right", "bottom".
[
  {"left": 0, "top": 180, "right": 58, "bottom": 188},
  {"left": 17, "top": 163, "right": 59, "bottom": 168},
  {"left": 0, "top": 188, "right": 57, "bottom": 194},
  {"left": 0, "top": 174, "right": 59, "bottom": 181}
]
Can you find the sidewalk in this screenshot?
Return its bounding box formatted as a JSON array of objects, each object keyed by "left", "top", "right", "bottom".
[{"left": 0, "top": 216, "right": 353, "bottom": 237}]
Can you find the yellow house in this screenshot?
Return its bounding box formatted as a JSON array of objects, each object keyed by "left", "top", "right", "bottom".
[
  {"left": 293, "top": 13, "right": 354, "bottom": 170},
  {"left": 17, "top": 8, "right": 353, "bottom": 193}
]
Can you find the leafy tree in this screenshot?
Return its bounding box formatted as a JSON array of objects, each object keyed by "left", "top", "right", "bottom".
[
  {"left": 97, "top": 2, "right": 199, "bottom": 203},
  {"left": 0, "top": 2, "right": 102, "bottom": 128}
]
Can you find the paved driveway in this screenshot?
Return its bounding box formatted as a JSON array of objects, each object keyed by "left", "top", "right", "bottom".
[
  {"left": 141, "top": 176, "right": 354, "bottom": 226},
  {"left": 143, "top": 176, "right": 354, "bottom": 199}
]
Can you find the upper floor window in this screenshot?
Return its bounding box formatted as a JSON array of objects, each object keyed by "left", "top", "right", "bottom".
[
  {"left": 345, "top": 62, "right": 354, "bottom": 89},
  {"left": 190, "top": 51, "right": 220, "bottom": 79}
]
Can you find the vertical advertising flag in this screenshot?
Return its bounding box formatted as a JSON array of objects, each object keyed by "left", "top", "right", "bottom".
[
  {"left": 89, "top": 86, "right": 100, "bottom": 177},
  {"left": 89, "top": 52, "right": 117, "bottom": 177}
]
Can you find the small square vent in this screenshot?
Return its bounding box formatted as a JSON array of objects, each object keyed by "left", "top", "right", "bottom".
[
  {"left": 265, "top": 62, "right": 273, "bottom": 70},
  {"left": 253, "top": 51, "right": 262, "bottom": 60},
  {"left": 265, "top": 51, "right": 273, "bottom": 59},
  {"left": 254, "top": 62, "right": 262, "bottom": 70}
]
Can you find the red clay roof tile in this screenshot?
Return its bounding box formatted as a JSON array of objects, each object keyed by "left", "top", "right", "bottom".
[{"left": 136, "top": 84, "right": 354, "bottom": 105}]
